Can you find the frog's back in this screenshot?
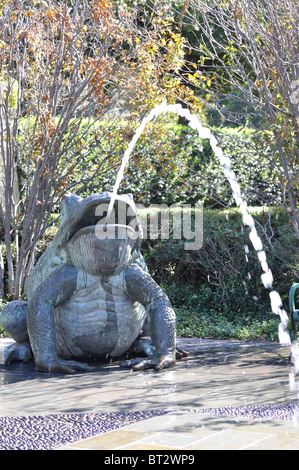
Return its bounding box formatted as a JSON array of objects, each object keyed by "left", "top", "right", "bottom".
[{"left": 54, "top": 270, "right": 146, "bottom": 359}]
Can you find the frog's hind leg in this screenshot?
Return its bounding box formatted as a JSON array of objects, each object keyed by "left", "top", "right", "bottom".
[
  {"left": 0, "top": 300, "right": 32, "bottom": 364},
  {"left": 4, "top": 341, "right": 32, "bottom": 364},
  {"left": 128, "top": 336, "right": 154, "bottom": 358}
]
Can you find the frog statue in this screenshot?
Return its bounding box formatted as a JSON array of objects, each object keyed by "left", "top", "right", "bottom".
[{"left": 0, "top": 192, "right": 186, "bottom": 374}]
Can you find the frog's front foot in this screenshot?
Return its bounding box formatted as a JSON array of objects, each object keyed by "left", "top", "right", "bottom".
[
  {"left": 121, "top": 354, "right": 175, "bottom": 371},
  {"left": 35, "top": 356, "right": 94, "bottom": 374},
  {"left": 129, "top": 339, "right": 188, "bottom": 361},
  {"left": 4, "top": 341, "right": 32, "bottom": 364}
]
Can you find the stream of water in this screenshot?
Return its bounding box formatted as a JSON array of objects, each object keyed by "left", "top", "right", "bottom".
[{"left": 107, "top": 101, "right": 299, "bottom": 392}]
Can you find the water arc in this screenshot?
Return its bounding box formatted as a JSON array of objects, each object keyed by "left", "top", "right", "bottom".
[{"left": 107, "top": 102, "right": 299, "bottom": 389}]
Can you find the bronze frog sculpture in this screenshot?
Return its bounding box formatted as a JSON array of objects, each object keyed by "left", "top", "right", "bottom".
[{"left": 0, "top": 192, "right": 184, "bottom": 373}]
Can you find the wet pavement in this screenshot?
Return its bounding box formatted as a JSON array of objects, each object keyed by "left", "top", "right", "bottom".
[{"left": 0, "top": 336, "right": 299, "bottom": 450}]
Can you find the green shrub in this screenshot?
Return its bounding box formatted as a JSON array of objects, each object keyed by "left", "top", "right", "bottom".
[
  {"left": 175, "top": 306, "right": 280, "bottom": 342},
  {"left": 32, "top": 203, "right": 297, "bottom": 342},
  {"left": 61, "top": 117, "right": 282, "bottom": 208},
  {"left": 2, "top": 205, "right": 295, "bottom": 342},
  {"left": 141, "top": 206, "right": 297, "bottom": 342},
  {"left": 111, "top": 123, "right": 281, "bottom": 207}
]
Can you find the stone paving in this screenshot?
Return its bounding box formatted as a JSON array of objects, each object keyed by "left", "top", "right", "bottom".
[{"left": 0, "top": 336, "right": 299, "bottom": 450}]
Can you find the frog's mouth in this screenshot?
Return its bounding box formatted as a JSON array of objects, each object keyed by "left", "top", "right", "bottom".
[
  {"left": 70, "top": 199, "right": 138, "bottom": 239},
  {"left": 67, "top": 197, "right": 141, "bottom": 276}
]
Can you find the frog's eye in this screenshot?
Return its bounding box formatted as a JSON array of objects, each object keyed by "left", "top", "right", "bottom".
[{"left": 60, "top": 194, "right": 82, "bottom": 223}]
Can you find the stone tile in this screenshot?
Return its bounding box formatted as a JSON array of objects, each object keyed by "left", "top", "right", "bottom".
[
  {"left": 184, "top": 429, "right": 273, "bottom": 450},
  {"left": 244, "top": 435, "right": 299, "bottom": 450},
  {"left": 233, "top": 418, "right": 299, "bottom": 436},
  {"left": 125, "top": 411, "right": 241, "bottom": 436},
  {"left": 121, "top": 443, "right": 181, "bottom": 450},
  {"left": 135, "top": 431, "right": 200, "bottom": 449},
  {"left": 66, "top": 430, "right": 152, "bottom": 450},
  {"left": 56, "top": 445, "right": 85, "bottom": 450}
]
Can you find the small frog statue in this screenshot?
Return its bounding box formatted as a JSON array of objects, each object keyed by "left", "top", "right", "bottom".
[{"left": 0, "top": 192, "right": 183, "bottom": 373}]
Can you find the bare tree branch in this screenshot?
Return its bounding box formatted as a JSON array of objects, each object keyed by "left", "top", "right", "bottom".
[{"left": 186, "top": 0, "right": 299, "bottom": 235}]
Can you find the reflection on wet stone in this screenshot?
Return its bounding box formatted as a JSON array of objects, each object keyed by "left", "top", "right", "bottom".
[{"left": 0, "top": 337, "right": 297, "bottom": 449}]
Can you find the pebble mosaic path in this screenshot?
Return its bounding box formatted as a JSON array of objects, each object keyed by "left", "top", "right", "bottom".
[
  {"left": 1, "top": 403, "right": 299, "bottom": 450},
  {"left": 0, "top": 410, "right": 171, "bottom": 450}
]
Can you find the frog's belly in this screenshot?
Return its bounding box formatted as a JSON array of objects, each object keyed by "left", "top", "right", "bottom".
[{"left": 54, "top": 278, "right": 146, "bottom": 359}]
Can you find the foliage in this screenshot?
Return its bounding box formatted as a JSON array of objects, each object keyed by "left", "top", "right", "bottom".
[
  {"left": 0, "top": 201, "right": 292, "bottom": 342},
  {"left": 7, "top": 204, "right": 292, "bottom": 343},
  {"left": 141, "top": 205, "right": 298, "bottom": 341},
  {"left": 66, "top": 117, "right": 283, "bottom": 207},
  {"left": 175, "top": 305, "right": 280, "bottom": 342},
  {"left": 184, "top": 0, "right": 299, "bottom": 237},
  {"left": 0, "top": 0, "right": 204, "bottom": 299}
]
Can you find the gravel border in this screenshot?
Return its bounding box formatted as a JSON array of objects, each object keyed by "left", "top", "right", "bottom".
[
  {"left": 0, "top": 403, "right": 299, "bottom": 450},
  {"left": 0, "top": 410, "right": 172, "bottom": 450},
  {"left": 195, "top": 402, "right": 299, "bottom": 421}
]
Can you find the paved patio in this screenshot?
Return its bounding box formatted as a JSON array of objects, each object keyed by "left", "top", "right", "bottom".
[{"left": 0, "top": 336, "right": 298, "bottom": 450}]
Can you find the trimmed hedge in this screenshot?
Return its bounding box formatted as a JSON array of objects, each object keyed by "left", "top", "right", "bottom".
[
  {"left": 140, "top": 206, "right": 298, "bottom": 341},
  {"left": 0, "top": 206, "right": 296, "bottom": 341},
  {"left": 68, "top": 117, "right": 282, "bottom": 208}
]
